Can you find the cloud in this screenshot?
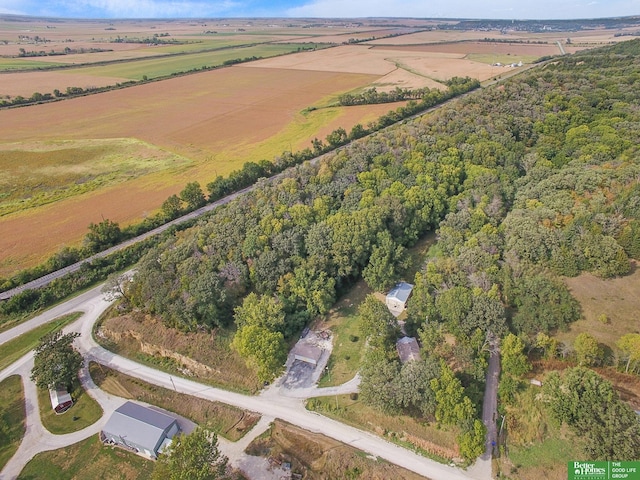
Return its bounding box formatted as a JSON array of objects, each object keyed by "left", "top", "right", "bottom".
[
  {"left": 286, "top": 0, "right": 640, "bottom": 19},
  {"left": 6, "top": 0, "right": 245, "bottom": 18}
]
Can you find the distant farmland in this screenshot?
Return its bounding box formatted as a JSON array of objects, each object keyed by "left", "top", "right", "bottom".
[{"left": 0, "top": 65, "right": 388, "bottom": 275}]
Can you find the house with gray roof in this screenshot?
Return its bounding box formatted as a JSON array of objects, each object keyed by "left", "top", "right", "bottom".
[
  {"left": 102, "top": 402, "right": 179, "bottom": 459},
  {"left": 396, "top": 336, "right": 421, "bottom": 363}
]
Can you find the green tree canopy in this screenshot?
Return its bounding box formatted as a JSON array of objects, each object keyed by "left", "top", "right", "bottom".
[
  {"left": 30, "top": 331, "right": 82, "bottom": 390},
  {"left": 573, "top": 332, "right": 604, "bottom": 367},
  {"left": 152, "top": 427, "right": 229, "bottom": 480},
  {"left": 231, "top": 324, "right": 287, "bottom": 383},
  {"left": 180, "top": 181, "right": 206, "bottom": 210}
]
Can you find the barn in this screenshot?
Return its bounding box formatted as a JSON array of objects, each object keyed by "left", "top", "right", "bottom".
[
  {"left": 49, "top": 387, "right": 73, "bottom": 414},
  {"left": 102, "top": 402, "right": 180, "bottom": 459}
]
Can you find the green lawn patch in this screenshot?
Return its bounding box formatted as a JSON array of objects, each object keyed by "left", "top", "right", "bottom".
[
  {"left": 76, "top": 44, "right": 302, "bottom": 80},
  {"left": 0, "top": 58, "right": 64, "bottom": 71},
  {"left": 0, "top": 375, "right": 26, "bottom": 471},
  {"left": 37, "top": 380, "right": 103, "bottom": 435},
  {"left": 17, "top": 434, "right": 154, "bottom": 480},
  {"left": 0, "top": 313, "right": 81, "bottom": 371},
  {"left": 307, "top": 394, "right": 459, "bottom": 462}
]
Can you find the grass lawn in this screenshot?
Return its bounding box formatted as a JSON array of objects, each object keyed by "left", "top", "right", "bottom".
[
  {"left": 75, "top": 44, "right": 301, "bottom": 80},
  {"left": 89, "top": 362, "right": 259, "bottom": 441},
  {"left": 307, "top": 394, "right": 459, "bottom": 462},
  {"left": 17, "top": 434, "right": 154, "bottom": 480},
  {"left": 0, "top": 58, "right": 64, "bottom": 71},
  {"left": 317, "top": 280, "right": 370, "bottom": 388},
  {"left": 37, "top": 381, "right": 103, "bottom": 435},
  {"left": 0, "top": 375, "right": 26, "bottom": 471},
  {"left": 0, "top": 313, "right": 81, "bottom": 372}
]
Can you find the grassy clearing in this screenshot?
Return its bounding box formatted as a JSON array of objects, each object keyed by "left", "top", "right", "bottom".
[
  {"left": 37, "top": 381, "right": 103, "bottom": 435},
  {"left": 498, "top": 384, "right": 582, "bottom": 480},
  {"left": 0, "top": 375, "right": 26, "bottom": 471},
  {"left": 317, "top": 280, "right": 370, "bottom": 388},
  {"left": 0, "top": 312, "right": 81, "bottom": 371},
  {"left": 558, "top": 261, "right": 640, "bottom": 351},
  {"left": 0, "top": 58, "right": 64, "bottom": 71},
  {"left": 465, "top": 53, "right": 539, "bottom": 64},
  {"left": 89, "top": 362, "right": 259, "bottom": 441},
  {"left": 246, "top": 419, "right": 427, "bottom": 480},
  {"left": 75, "top": 44, "right": 301, "bottom": 80},
  {"left": 0, "top": 139, "right": 191, "bottom": 217},
  {"left": 307, "top": 394, "right": 459, "bottom": 462},
  {"left": 96, "top": 313, "right": 261, "bottom": 394},
  {"left": 17, "top": 433, "right": 154, "bottom": 480}
]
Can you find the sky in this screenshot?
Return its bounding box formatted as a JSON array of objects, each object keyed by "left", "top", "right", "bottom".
[{"left": 0, "top": 0, "right": 639, "bottom": 20}]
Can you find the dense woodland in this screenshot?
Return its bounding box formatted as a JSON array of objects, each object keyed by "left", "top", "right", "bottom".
[{"left": 115, "top": 39, "right": 640, "bottom": 461}]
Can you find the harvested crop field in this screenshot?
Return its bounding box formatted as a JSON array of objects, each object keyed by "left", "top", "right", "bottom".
[
  {"left": 374, "top": 41, "right": 562, "bottom": 57},
  {"left": 0, "top": 70, "right": 129, "bottom": 98},
  {"left": 0, "top": 65, "right": 383, "bottom": 274},
  {"left": 244, "top": 44, "right": 502, "bottom": 83}
]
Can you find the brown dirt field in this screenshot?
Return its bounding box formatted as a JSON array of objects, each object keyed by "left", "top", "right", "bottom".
[
  {"left": 372, "top": 68, "right": 446, "bottom": 91},
  {"left": 0, "top": 70, "right": 130, "bottom": 98},
  {"left": 375, "top": 41, "right": 561, "bottom": 56},
  {"left": 366, "top": 30, "right": 526, "bottom": 45},
  {"left": 245, "top": 44, "right": 501, "bottom": 83},
  {"left": 558, "top": 261, "right": 640, "bottom": 349},
  {"left": 0, "top": 66, "right": 381, "bottom": 274},
  {"left": 0, "top": 66, "right": 376, "bottom": 157}
]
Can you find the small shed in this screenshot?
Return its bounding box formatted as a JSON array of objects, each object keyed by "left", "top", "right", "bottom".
[
  {"left": 386, "top": 282, "right": 414, "bottom": 313},
  {"left": 396, "top": 336, "right": 421, "bottom": 364},
  {"left": 102, "top": 402, "right": 179, "bottom": 459},
  {"left": 49, "top": 387, "right": 73, "bottom": 414},
  {"left": 292, "top": 343, "right": 322, "bottom": 366}
]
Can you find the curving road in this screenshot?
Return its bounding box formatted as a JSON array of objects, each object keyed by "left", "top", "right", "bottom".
[{"left": 0, "top": 286, "right": 490, "bottom": 480}]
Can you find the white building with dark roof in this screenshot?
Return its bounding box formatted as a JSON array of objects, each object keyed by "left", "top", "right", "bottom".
[
  {"left": 49, "top": 387, "right": 73, "bottom": 414},
  {"left": 102, "top": 402, "right": 179, "bottom": 459}
]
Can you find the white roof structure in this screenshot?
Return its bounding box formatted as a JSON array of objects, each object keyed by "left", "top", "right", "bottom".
[
  {"left": 387, "top": 282, "right": 414, "bottom": 304},
  {"left": 102, "top": 402, "right": 179, "bottom": 457},
  {"left": 49, "top": 388, "right": 73, "bottom": 413}
]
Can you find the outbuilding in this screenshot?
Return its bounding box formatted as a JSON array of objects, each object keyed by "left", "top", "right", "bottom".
[
  {"left": 292, "top": 343, "right": 323, "bottom": 366},
  {"left": 386, "top": 282, "right": 414, "bottom": 314},
  {"left": 102, "top": 402, "right": 179, "bottom": 459},
  {"left": 396, "top": 336, "right": 421, "bottom": 363},
  {"left": 49, "top": 387, "right": 73, "bottom": 414}
]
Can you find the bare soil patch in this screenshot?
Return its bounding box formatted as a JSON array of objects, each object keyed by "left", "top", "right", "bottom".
[
  {"left": 375, "top": 41, "right": 560, "bottom": 56},
  {"left": 246, "top": 419, "right": 428, "bottom": 480},
  {"left": 0, "top": 70, "right": 130, "bottom": 98},
  {"left": 97, "top": 313, "right": 261, "bottom": 394}
]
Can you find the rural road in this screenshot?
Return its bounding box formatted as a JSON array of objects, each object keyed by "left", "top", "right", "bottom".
[{"left": 0, "top": 287, "right": 486, "bottom": 480}]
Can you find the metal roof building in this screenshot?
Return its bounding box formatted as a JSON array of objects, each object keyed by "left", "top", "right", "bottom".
[
  {"left": 102, "top": 402, "right": 179, "bottom": 459},
  {"left": 49, "top": 388, "right": 73, "bottom": 414},
  {"left": 386, "top": 282, "right": 414, "bottom": 314}
]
